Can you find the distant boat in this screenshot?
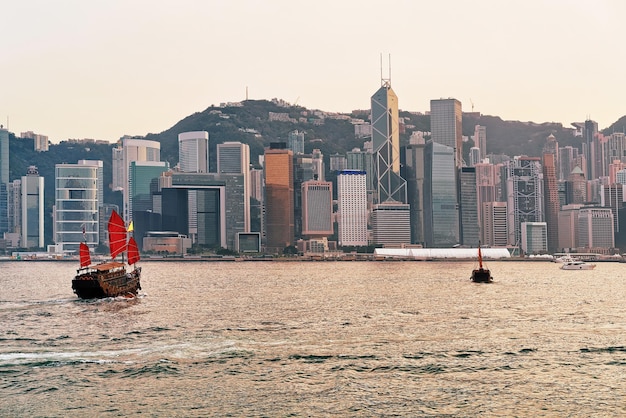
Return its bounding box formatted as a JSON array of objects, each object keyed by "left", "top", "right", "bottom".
[
  {"left": 560, "top": 259, "right": 596, "bottom": 270},
  {"left": 553, "top": 254, "right": 577, "bottom": 263},
  {"left": 72, "top": 211, "right": 141, "bottom": 299},
  {"left": 471, "top": 242, "right": 493, "bottom": 283}
]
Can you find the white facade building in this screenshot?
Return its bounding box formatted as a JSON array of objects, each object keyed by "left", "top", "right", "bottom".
[
  {"left": 178, "top": 131, "right": 209, "bottom": 173},
  {"left": 337, "top": 170, "right": 368, "bottom": 246}
]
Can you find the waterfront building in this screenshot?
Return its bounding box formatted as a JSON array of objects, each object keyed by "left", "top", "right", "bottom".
[
  {"left": 578, "top": 207, "right": 614, "bottom": 251},
  {"left": 459, "top": 167, "right": 479, "bottom": 246},
  {"left": 301, "top": 180, "right": 333, "bottom": 238},
  {"left": 404, "top": 139, "right": 426, "bottom": 244},
  {"left": 543, "top": 153, "right": 560, "bottom": 253},
  {"left": 264, "top": 144, "right": 294, "bottom": 251},
  {"left": 558, "top": 204, "right": 583, "bottom": 251},
  {"left": 337, "top": 170, "right": 368, "bottom": 247},
  {"left": 506, "top": 156, "right": 544, "bottom": 246},
  {"left": 21, "top": 166, "right": 45, "bottom": 249},
  {"left": 520, "top": 222, "right": 548, "bottom": 254},
  {"left": 0, "top": 127, "right": 9, "bottom": 235},
  {"left": 482, "top": 201, "right": 508, "bottom": 247},
  {"left": 372, "top": 202, "right": 411, "bottom": 247},
  {"left": 218, "top": 141, "right": 251, "bottom": 232},
  {"left": 161, "top": 172, "right": 247, "bottom": 250},
  {"left": 54, "top": 162, "right": 101, "bottom": 253},
  {"left": 424, "top": 141, "right": 459, "bottom": 247}
]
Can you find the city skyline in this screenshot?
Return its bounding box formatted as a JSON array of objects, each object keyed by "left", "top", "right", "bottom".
[{"left": 2, "top": 0, "right": 625, "bottom": 143}]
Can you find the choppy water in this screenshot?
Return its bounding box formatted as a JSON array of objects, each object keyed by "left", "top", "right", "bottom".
[{"left": 1, "top": 260, "right": 625, "bottom": 417}]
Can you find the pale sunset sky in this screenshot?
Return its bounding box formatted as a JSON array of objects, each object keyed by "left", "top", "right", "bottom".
[{"left": 1, "top": 0, "right": 624, "bottom": 143}]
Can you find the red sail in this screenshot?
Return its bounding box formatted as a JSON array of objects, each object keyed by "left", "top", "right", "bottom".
[
  {"left": 79, "top": 242, "right": 91, "bottom": 268},
  {"left": 127, "top": 237, "right": 140, "bottom": 265},
  {"left": 108, "top": 210, "right": 127, "bottom": 260}
]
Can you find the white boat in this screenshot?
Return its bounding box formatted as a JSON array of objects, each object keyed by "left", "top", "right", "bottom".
[{"left": 560, "top": 259, "right": 596, "bottom": 270}]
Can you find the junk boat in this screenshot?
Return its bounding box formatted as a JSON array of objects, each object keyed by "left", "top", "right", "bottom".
[
  {"left": 72, "top": 210, "right": 141, "bottom": 299},
  {"left": 471, "top": 242, "right": 493, "bottom": 283}
]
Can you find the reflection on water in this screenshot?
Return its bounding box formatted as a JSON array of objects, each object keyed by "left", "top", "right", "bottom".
[{"left": 1, "top": 260, "right": 625, "bottom": 416}]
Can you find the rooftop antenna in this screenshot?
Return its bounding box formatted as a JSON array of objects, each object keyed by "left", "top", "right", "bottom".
[
  {"left": 380, "top": 53, "right": 391, "bottom": 87},
  {"left": 246, "top": 86, "right": 248, "bottom": 101}
]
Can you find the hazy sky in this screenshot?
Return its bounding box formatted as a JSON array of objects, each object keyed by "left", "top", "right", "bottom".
[{"left": 2, "top": 0, "right": 624, "bottom": 143}]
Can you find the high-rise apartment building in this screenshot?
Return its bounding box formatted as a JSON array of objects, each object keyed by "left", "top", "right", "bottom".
[
  {"left": 264, "top": 144, "right": 294, "bottom": 250},
  {"left": 178, "top": 131, "right": 209, "bottom": 173},
  {"left": 337, "top": 170, "right": 368, "bottom": 247},
  {"left": 371, "top": 80, "right": 406, "bottom": 203},
  {"left": 21, "top": 166, "right": 45, "bottom": 248},
  {"left": 301, "top": 180, "right": 333, "bottom": 238}
]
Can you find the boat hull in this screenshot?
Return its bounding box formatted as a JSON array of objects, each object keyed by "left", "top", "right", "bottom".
[
  {"left": 471, "top": 268, "right": 493, "bottom": 283},
  {"left": 560, "top": 263, "right": 595, "bottom": 270},
  {"left": 72, "top": 266, "right": 141, "bottom": 299}
]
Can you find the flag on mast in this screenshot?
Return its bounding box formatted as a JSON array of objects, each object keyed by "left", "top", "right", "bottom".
[{"left": 127, "top": 221, "right": 134, "bottom": 232}]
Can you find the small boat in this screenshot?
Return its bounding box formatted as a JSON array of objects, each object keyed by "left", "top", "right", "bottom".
[
  {"left": 471, "top": 242, "right": 493, "bottom": 283},
  {"left": 560, "top": 259, "right": 596, "bottom": 270},
  {"left": 72, "top": 210, "right": 141, "bottom": 299}
]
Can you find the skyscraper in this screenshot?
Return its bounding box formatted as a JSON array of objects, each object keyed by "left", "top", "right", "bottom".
[
  {"left": 264, "top": 144, "right": 294, "bottom": 250},
  {"left": 404, "top": 138, "right": 426, "bottom": 244},
  {"left": 459, "top": 167, "right": 479, "bottom": 246},
  {"left": 578, "top": 207, "right": 614, "bottom": 250},
  {"left": 506, "top": 156, "right": 544, "bottom": 246},
  {"left": 217, "top": 141, "right": 251, "bottom": 232},
  {"left": 288, "top": 130, "right": 305, "bottom": 155},
  {"left": 178, "top": 131, "right": 209, "bottom": 173},
  {"left": 431, "top": 98, "right": 463, "bottom": 168},
  {"left": 301, "top": 180, "right": 333, "bottom": 238},
  {"left": 113, "top": 137, "right": 161, "bottom": 222},
  {"left": 542, "top": 153, "right": 559, "bottom": 253},
  {"left": 473, "top": 125, "right": 487, "bottom": 161},
  {"left": 21, "top": 166, "right": 45, "bottom": 249},
  {"left": 371, "top": 80, "right": 406, "bottom": 203},
  {"left": 55, "top": 162, "right": 101, "bottom": 253},
  {"left": 337, "top": 170, "right": 368, "bottom": 247},
  {"left": 0, "top": 127, "right": 9, "bottom": 235},
  {"left": 424, "top": 141, "right": 459, "bottom": 247}
]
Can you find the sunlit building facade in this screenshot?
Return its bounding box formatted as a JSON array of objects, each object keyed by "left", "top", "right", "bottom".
[{"left": 264, "top": 145, "right": 294, "bottom": 250}]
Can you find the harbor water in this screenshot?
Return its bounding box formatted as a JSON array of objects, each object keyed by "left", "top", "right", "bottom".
[{"left": 1, "top": 260, "right": 625, "bottom": 416}]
